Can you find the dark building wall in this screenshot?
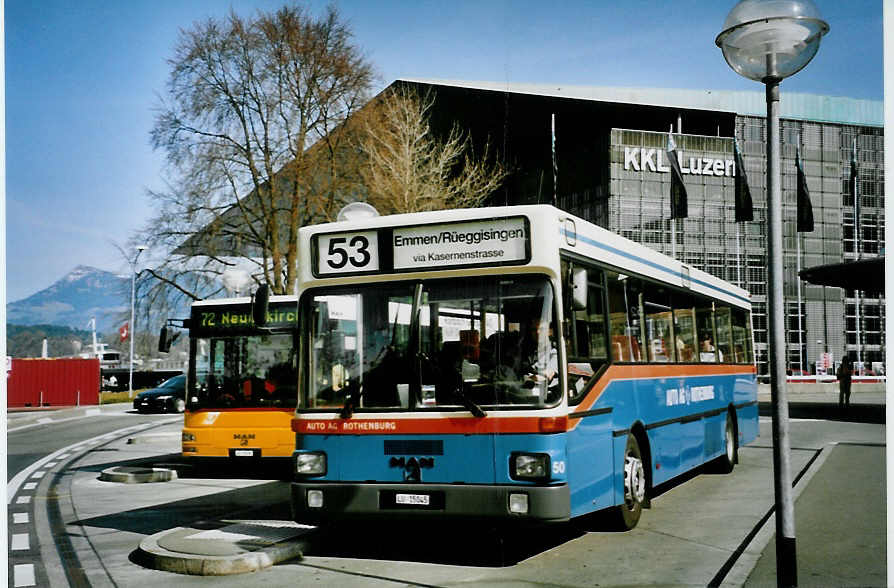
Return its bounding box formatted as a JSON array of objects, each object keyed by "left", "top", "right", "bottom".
[
  {"left": 405, "top": 81, "right": 736, "bottom": 224},
  {"left": 389, "top": 81, "right": 885, "bottom": 375}
]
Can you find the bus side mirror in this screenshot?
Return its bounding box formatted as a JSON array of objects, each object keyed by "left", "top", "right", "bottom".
[
  {"left": 571, "top": 268, "right": 588, "bottom": 311},
  {"left": 158, "top": 326, "right": 172, "bottom": 353},
  {"left": 253, "top": 284, "right": 270, "bottom": 326}
]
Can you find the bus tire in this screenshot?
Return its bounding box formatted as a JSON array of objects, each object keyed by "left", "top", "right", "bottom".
[
  {"left": 614, "top": 434, "right": 646, "bottom": 530},
  {"left": 712, "top": 412, "right": 737, "bottom": 474}
]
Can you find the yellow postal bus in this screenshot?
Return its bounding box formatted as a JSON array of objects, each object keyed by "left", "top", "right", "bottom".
[{"left": 178, "top": 295, "right": 299, "bottom": 468}]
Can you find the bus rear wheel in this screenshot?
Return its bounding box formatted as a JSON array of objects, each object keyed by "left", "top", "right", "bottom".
[
  {"left": 712, "top": 413, "right": 737, "bottom": 474},
  {"left": 614, "top": 434, "right": 646, "bottom": 530}
]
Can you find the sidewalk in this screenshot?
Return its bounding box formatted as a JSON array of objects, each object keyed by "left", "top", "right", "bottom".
[{"left": 743, "top": 443, "right": 886, "bottom": 587}]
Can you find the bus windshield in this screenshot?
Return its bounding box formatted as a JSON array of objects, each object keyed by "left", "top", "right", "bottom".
[
  {"left": 302, "top": 274, "right": 559, "bottom": 412},
  {"left": 191, "top": 332, "right": 298, "bottom": 409}
]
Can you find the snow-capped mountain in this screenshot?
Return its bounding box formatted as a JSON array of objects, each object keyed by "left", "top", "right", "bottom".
[{"left": 7, "top": 266, "right": 129, "bottom": 332}]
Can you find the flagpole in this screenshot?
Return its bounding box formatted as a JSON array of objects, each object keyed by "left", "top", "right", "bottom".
[
  {"left": 796, "top": 229, "right": 804, "bottom": 374},
  {"left": 733, "top": 138, "right": 753, "bottom": 286},
  {"left": 853, "top": 138, "right": 862, "bottom": 373},
  {"left": 670, "top": 124, "right": 676, "bottom": 258},
  {"left": 551, "top": 113, "right": 557, "bottom": 207},
  {"left": 795, "top": 138, "right": 804, "bottom": 375}
]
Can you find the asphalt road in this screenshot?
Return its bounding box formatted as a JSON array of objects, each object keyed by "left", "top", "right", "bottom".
[
  {"left": 6, "top": 403, "right": 886, "bottom": 587},
  {"left": 8, "top": 404, "right": 178, "bottom": 482}
]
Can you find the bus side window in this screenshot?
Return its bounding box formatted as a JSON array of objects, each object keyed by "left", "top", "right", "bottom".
[
  {"left": 714, "top": 305, "right": 732, "bottom": 363},
  {"left": 696, "top": 304, "right": 717, "bottom": 362},
  {"left": 731, "top": 308, "right": 751, "bottom": 364},
  {"left": 586, "top": 268, "right": 608, "bottom": 369},
  {"left": 562, "top": 261, "right": 608, "bottom": 404},
  {"left": 671, "top": 292, "right": 698, "bottom": 363},
  {"left": 642, "top": 288, "right": 673, "bottom": 363},
  {"left": 606, "top": 272, "right": 644, "bottom": 362}
]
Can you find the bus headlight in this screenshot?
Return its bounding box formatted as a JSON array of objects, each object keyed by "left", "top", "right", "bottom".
[
  {"left": 182, "top": 432, "right": 196, "bottom": 442},
  {"left": 295, "top": 452, "right": 327, "bottom": 476},
  {"left": 510, "top": 452, "right": 550, "bottom": 481}
]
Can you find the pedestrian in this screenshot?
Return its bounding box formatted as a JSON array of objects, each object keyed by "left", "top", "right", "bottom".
[{"left": 836, "top": 356, "right": 852, "bottom": 411}]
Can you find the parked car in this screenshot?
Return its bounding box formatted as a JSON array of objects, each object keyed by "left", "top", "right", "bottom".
[{"left": 133, "top": 374, "right": 186, "bottom": 413}]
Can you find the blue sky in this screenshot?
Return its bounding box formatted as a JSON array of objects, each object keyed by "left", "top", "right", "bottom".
[{"left": 5, "top": 0, "right": 883, "bottom": 302}]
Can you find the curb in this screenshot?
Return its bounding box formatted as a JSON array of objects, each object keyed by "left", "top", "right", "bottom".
[
  {"left": 99, "top": 466, "right": 178, "bottom": 483},
  {"left": 133, "top": 524, "right": 310, "bottom": 576}
]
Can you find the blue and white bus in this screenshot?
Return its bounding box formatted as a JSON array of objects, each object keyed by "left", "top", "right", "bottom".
[{"left": 290, "top": 205, "right": 758, "bottom": 529}]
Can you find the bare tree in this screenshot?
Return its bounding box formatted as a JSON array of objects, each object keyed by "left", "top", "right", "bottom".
[
  {"left": 359, "top": 86, "right": 508, "bottom": 214},
  {"left": 143, "top": 4, "right": 375, "bottom": 298}
]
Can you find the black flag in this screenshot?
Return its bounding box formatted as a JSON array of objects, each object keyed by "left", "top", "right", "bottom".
[
  {"left": 796, "top": 147, "right": 813, "bottom": 232},
  {"left": 667, "top": 134, "right": 688, "bottom": 219},
  {"left": 734, "top": 141, "right": 753, "bottom": 222}
]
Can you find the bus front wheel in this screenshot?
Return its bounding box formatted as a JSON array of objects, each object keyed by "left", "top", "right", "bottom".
[{"left": 614, "top": 434, "right": 646, "bottom": 530}]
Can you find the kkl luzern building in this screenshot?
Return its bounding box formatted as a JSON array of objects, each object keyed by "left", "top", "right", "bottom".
[{"left": 387, "top": 80, "right": 884, "bottom": 377}]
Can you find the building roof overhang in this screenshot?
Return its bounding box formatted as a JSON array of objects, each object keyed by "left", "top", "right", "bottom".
[
  {"left": 799, "top": 257, "right": 885, "bottom": 296},
  {"left": 398, "top": 79, "right": 884, "bottom": 127}
]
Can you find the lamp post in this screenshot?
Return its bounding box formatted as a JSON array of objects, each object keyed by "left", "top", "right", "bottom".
[
  {"left": 129, "top": 245, "right": 148, "bottom": 398},
  {"left": 716, "top": 2, "right": 828, "bottom": 586}
]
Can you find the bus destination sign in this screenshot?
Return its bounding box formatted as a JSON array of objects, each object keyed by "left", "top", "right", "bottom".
[
  {"left": 392, "top": 217, "right": 528, "bottom": 270},
  {"left": 315, "top": 217, "right": 529, "bottom": 275},
  {"left": 192, "top": 304, "right": 298, "bottom": 333}
]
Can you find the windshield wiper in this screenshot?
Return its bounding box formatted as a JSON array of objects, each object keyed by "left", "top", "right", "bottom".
[
  {"left": 453, "top": 383, "right": 486, "bottom": 418},
  {"left": 339, "top": 379, "right": 361, "bottom": 419}
]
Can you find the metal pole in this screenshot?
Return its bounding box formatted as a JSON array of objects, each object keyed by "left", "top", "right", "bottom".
[
  {"left": 128, "top": 247, "right": 144, "bottom": 398},
  {"left": 766, "top": 78, "right": 798, "bottom": 587},
  {"left": 129, "top": 265, "right": 136, "bottom": 398},
  {"left": 796, "top": 232, "right": 804, "bottom": 374}
]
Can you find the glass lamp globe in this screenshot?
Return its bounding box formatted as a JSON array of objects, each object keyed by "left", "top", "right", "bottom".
[{"left": 716, "top": 0, "right": 829, "bottom": 82}]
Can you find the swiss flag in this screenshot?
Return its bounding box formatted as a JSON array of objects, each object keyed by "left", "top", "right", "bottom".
[{"left": 119, "top": 322, "right": 129, "bottom": 342}]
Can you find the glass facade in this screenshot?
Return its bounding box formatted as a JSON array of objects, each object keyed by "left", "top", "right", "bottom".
[{"left": 592, "top": 122, "right": 885, "bottom": 376}]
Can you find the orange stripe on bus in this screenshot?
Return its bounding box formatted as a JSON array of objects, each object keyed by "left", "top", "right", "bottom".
[
  {"left": 293, "top": 416, "right": 560, "bottom": 435},
  {"left": 292, "top": 364, "right": 756, "bottom": 435}
]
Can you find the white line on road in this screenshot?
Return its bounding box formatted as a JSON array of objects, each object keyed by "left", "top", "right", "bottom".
[
  {"left": 22, "top": 482, "right": 36, "bottom": 491},
  {"left": 14, "top": 564, "right": 36, "bottom": 587},
  {"left": 11, "top": 533, "right": 30, "bottom": 551},
  {"left": 13, "top": 512, "right": 29, "bottom": 524},
  {"left": 7, "top": 418, "right": 181, "bottom": 504},
  {"left": 7, "top": 407, "right": 135, "bottom": 433}
]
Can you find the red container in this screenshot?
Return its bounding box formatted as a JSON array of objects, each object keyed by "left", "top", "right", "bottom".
[{"left": 7, "top": 358, "right": 100, "bottom": 408}]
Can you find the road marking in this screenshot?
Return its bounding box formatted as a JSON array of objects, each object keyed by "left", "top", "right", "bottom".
[
  {"left": 13, "top": 564, "right": 36, "bottom": 587},
  {"left": 31, "top": 471, "right": 45, "bottom": 480},
  {"left": 23, "top": 482, "right": 37, "bottom": 491},
  {"left": 7, "top": 417, "right": 181, "bottom": 504},
  {"left": 11, "top": 533, "right": 30, "bottom": 550},
  {"left": 7, "top": 408, "right": 130, "bottom": 433},
  {"left": 13, "top": 512, "right": 29, "bottom": 524}
]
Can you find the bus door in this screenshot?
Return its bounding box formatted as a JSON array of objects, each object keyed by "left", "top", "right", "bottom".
[{"left": 562, "top": 263, "right": 616, "bottom": 515}]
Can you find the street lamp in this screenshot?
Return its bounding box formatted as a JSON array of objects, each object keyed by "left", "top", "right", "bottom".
[
  {"left": 129, "top": 245, "right": 148, "bottom": 397},
  {"left": 716, "top": 2, "right": 827, "bottom": 586}
]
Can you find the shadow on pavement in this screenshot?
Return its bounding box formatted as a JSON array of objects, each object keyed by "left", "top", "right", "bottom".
[
  {"left": 305, "top": 521, "right": 586, "bottom": 567},
  {"left": 69, "top": 481, "right": 293, "bottom": 536},
  {"left": 759, "top": 402, "right": 884, "bottom": 424}
]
